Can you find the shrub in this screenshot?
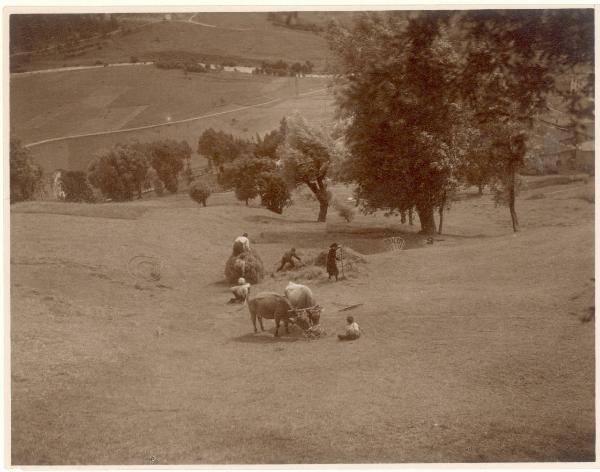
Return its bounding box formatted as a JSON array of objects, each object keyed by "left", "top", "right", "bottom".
[
  {"left": 258, "top": 172, "right": 292, "bottom": 214},
  {"left": 59, "top": 170, "right": 95, "bottom": 202},
  {"left": 130, "top": 55, "right": 139, "bottom": 63},
  {"left": 224, "top": 247, "right": 264, "bottom": 284},
  {"left": 87, "top": 145, "right": 148, "bottom": 201},
  {"left": 10, "top": 140, "right": 43, "bottom": 203},
  {"left": 189, "top": 181, "right": 211, "bottom": 206}
]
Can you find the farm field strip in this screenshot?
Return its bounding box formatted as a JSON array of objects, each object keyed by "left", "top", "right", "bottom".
[{"left": 24, "top": 87, "right": 328, "bottom": 148}]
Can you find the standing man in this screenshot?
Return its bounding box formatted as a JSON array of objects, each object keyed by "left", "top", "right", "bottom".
[
  {"left": 277, "top": 248, "right": 302, "bottom": 272},
  {"left": 327, "top": 242, "right": 340, "bottom": 281}
]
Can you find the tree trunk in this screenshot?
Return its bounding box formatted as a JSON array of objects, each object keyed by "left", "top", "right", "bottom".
[
  {"left": 416, "top": 204, "right": 436, "bottom": 235},
  {"left": 508, "top": 166, "right": 519, "bottom": 232},
  {"left": 245, "top": 199, "right": 249, "bottom": 206},
  {"left": 317, "top": 197, "right": 328, "bottom": 222},
  {"left": 438, "top": 193, "right": 446, "bottom": 235},
  {"left": 478, "top": 183, "right": 483, "bottom": 195},
  {"left": 409, "top": 207, "right": 414, "bottom": 226},
  {"left": 306, "top": 178, "right": 329, "bottom": 222}
]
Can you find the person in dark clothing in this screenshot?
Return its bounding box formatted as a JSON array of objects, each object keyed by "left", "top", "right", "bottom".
[
  {"left": 327, "top": 243, "right": 340, "bottom": 281},
  {"left": 277, "top": 248, "right": 302, "bottom": 271}
]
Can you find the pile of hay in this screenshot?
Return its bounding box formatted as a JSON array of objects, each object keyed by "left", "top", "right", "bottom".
[
  {"left": 225, "top": 247, "right": 265, "bottom": 284},
  {"left": 303, "top": 324, "right": 328, "bottom": 339},
  {"left": 312, "top": 246, "right": 367, "bottom": 268}
]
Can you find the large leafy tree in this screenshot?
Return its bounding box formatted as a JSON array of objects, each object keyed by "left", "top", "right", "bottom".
[
  {"left": 278, "top": 113, "right": 337, "bottom": 222},
  {"left": 328, "top": 12, "right": 465, "bottom": 233},
  {"left": 197, "top": 128, "right": 250, "bottom": 171},
  {"left": 329, "top": 9, "right": 593, "bottom": 233},
  {"left": 218, "top": 155, "right": 276, "bottom": 205},
  {"left": 139, "top": 140, "right": 191, "bottom": 194},
  {"left": 457, "top": 9, "right": 594, "bottom": 231},
  {"left": 87, "top": 144, "right": 148, "bottom": 201}
]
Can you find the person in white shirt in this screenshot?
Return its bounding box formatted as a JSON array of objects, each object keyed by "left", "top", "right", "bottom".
[
  {"left": 234, "top": 233, "right": 250, "bottom": 252},
  {"left": 229, "top": 277, "right": 251, "bottom": 303},
  {"left": 338, "top": 316, "right": 360, "bottom": 340}
]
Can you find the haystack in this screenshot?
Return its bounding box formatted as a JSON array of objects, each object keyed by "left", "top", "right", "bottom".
[{"left": 224, "top": 247, "right": 265, "bottom": 284}]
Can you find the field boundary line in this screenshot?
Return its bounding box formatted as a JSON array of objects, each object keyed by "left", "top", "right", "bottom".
[{"left": 24, "top": 87, "right": 328, "bottom": 149}]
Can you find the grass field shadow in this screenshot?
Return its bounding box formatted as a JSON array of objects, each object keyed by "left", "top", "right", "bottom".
[{"left": 230, "top": 330, "right": 304, "bottom": 344}]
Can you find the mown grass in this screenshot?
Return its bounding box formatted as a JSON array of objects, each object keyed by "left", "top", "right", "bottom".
[{"left": 10, "top": 179, "right": 595, "bottom": 464}]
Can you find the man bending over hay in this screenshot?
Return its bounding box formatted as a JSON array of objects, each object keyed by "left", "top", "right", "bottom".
[{"left": 277, "top": 248, "right": 302, "bottom": 272}]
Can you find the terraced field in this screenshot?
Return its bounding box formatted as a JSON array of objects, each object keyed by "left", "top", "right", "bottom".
[{"left": 10, "top": 66, "right": 332, "bottom": 173}]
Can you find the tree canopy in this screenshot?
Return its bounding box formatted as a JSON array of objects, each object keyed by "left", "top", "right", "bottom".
[
  {"left": 328, "top": 9, "right": 593, "bottom": 233},
  {"left": 278, "top": 113, "right": 338, "bottom": 222}
]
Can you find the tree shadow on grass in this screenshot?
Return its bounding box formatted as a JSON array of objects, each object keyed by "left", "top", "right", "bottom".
[
  {"left": 230, "top": 328, "right": 305, "bottom": 344},
  {"left": 244, "top": 215, "right": 316, "bottom": 225}
]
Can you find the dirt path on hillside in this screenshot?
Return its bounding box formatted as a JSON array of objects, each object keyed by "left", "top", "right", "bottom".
[{"left": 24, "top": 87, "right": 328, "bottom": 148}]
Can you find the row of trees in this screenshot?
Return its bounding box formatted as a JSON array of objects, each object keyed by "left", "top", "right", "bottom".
[
  {"left": 325, "top": 10, "right": 593, "bottom": 233},
  {"left": 198, "top": 114, "right": 343, "bottom": 220},
  {"left": 197, "top": 123, "right": 292, "bottom": 213},
  {"left": 87, "top": 140, "right": 192, "bottom": 201}
]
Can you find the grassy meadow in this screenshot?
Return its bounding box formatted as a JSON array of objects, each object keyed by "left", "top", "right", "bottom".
[
  {"left": 10, "top": 67, "right": 332, "bottom": 173},
  {"left": 10, "top": 177, "right": 595, "bottom": 464}
]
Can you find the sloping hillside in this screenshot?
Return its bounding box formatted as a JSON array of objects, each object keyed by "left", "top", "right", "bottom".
[
  {"left": 10, "top": 66, "right": 333, "bottom": 173},
  {"left": 11, "top": 13, "right": 337, "bottom": 73},
  {"left": 10, "top": 179, "right": 595, "bottom": 463}
]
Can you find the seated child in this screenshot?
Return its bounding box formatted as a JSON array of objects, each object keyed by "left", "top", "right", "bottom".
[{"left": 338, "top": 315, "right": 360, "bottom": 340}]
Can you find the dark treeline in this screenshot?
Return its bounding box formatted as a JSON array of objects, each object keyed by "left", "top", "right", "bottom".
[
  {"left": 10, "top": 14, "right": 119, "bottom": 54},
  {"left": 254, "top": 59, "right": 314, "bottom": 76},
  {"left": 266, "top": 12, "right": 324, "bottom": 33}
]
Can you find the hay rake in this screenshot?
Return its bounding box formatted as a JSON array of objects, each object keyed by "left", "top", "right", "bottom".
[{"left": 127, "top": 255, "right": 164, "bottom": 282}]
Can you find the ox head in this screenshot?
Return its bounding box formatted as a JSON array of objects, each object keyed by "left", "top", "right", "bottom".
[
  {"left": 306, "top": 305, "right": 322, "bottom": 326},
  {"left": 288, "top": 306, "right": 323, "bottom": 330}
]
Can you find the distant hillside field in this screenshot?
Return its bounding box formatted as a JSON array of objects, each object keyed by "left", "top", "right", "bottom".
[
  {"left": 11, "top": 14, "right": 336, "bottom": 73},
  {"left": 10, "top": 66, "right": 334, "bottom": 173}
]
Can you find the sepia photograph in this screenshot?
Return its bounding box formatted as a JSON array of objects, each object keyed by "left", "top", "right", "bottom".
[{"left": 6, "top": 5, "right": 595, "bottom": 465}]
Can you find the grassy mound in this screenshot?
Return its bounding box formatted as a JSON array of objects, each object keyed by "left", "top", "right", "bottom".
[{"left": 224, "top": 247, "right": 264, "bottom": 284}]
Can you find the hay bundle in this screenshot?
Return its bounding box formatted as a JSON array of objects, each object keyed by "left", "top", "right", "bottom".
[{"left": 224, "top": 247, "right": 265, "bottom": 284}]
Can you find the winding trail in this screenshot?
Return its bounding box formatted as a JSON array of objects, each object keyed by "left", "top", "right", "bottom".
[{"left": 24, "top": 87, "right": 328, "bottom": 148}]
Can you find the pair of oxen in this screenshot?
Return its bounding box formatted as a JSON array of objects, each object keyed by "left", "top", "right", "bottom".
[{"left": 247, "top": 282, "right": 322, "bottom": 337}]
